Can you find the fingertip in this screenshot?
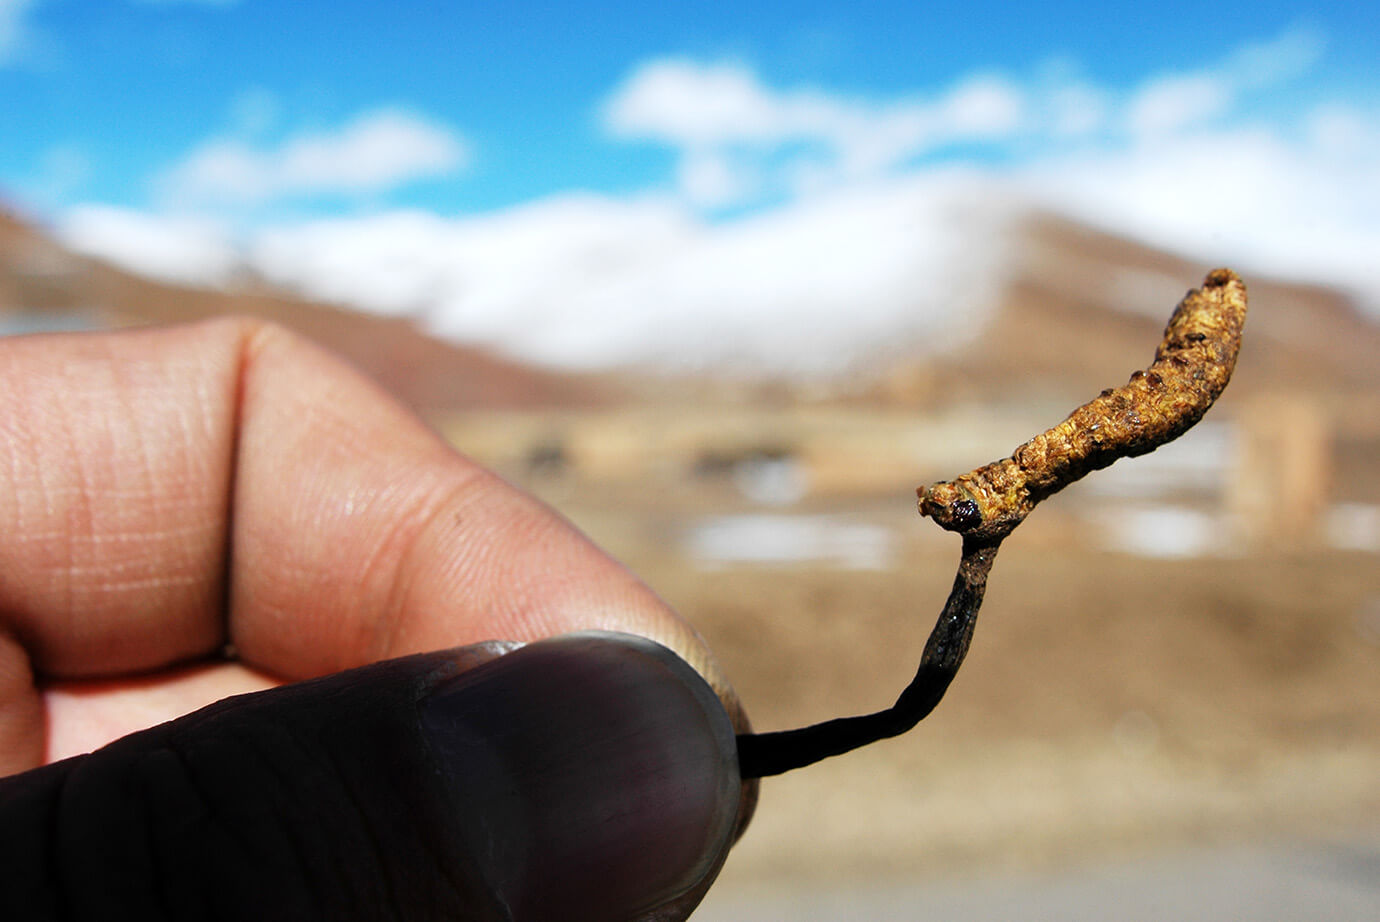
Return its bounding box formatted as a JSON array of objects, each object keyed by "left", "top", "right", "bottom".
[{"left": 419, "top": 632, "right": 742, "bottom": 921}]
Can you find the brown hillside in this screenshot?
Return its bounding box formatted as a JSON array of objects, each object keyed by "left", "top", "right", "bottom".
[
  {"left": 899, "top": 213, "right": 1380, "bottom": 412},
  {"left": 4, "top": 204, "right": 1378, "bottom": 421},
  {"left": 0, "top": 207, "right": 606, "bottom": 412}
]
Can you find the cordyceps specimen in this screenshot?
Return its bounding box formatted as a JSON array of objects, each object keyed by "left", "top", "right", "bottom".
[{"left": 736, "top": 268, "right": 1249, "bottom": 779}]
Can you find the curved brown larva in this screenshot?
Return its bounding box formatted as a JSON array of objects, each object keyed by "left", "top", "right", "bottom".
[{"left": 918, "top": 268, "right": 1248, "bottom": 542}]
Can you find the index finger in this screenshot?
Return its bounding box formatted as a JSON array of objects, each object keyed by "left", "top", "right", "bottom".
[{"left": 0, "top": 318, "right": 728, "bottom": 690}]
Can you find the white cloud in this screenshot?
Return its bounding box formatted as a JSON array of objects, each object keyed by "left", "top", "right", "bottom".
[
  {"left": 1307, "top": 103, "right": 1380, "bottom": 156},
  {"left": 1126, "top": 74, "right": 1231, "bottom": 138},
  {"left": 603, "top": 59, "right": 1025, "bottom": 206},
  {"left": 0, "top": 0, "right": 35, "bottom": 64},
  {"left": 245, "top": 176, "right": 1013, "bottom": 374},
  {"left": 1124, "top": 24, "right": 1324, "bottom": 141},
  {"left": 1079, "top": 25, "right": 1358, "bottom": 284},
  {"left": 158, "top": 108, "right": 468, "bottom": 206},
  {"left": 605, "top": 26, "right": 1330, "bottom": 210},
  {"left": 1045, "top": 82, "right": 1108, "bottom": 137},
  {"left": 58, "top": 205, "right": 239, "bottom": 285},
  {"left": 605, "top": 58, "right": 1024, "bottom": 152},
  {"left": 1023, "top": 108, "right": 1380, "bottom": 305},
  {"left": 1221, "top": 25, "right": 1325, "bottom": 88},
  {"left": 604, "top": 59, "right": 789, "bottom": 146},
  {"left": 676, "top": 149, "right": 756, "bottom": 208},
  {"left": 938, "top": 76, "right": 1025, "bottom": 138}
]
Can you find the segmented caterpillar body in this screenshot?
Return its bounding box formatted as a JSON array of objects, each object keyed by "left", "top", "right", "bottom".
[{"left": 918, "top": 268, "right": 1248, "bottom": 542}]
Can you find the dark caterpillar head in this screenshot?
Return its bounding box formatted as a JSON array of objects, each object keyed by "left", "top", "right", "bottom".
[
  {"left": 947, "top": 498, "right": 983, "bottom": 531},
  {"left": 918, "top": 482, "right": 985, "bottom": 534}
]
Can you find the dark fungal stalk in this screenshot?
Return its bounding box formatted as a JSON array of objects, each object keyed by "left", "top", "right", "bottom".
[
  {"left": 736, "top": 269, "right": 1248, "bottom": 780},
  {"left": 738, "top": 537, "right": 996, "bottom": 778}
]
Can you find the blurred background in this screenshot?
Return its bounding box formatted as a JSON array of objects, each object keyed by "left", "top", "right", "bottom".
[{"left": 3, "top": 2, "right": 1378, "bottom": 917}]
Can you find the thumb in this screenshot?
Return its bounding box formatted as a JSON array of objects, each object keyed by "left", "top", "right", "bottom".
[{"left": 0, "top": 633, "right": 743, "bottom": 922}]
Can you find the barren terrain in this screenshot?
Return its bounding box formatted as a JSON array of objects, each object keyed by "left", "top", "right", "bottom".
[{"left": 533, "top": 481, "right": 1380, "bottom": 888}]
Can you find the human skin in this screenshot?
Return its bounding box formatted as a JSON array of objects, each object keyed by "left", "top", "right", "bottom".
[{"left": 0, "top": 318, "right": 752, "bottom": 920}]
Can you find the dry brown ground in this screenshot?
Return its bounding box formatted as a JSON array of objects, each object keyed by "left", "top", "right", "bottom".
[{"left": 545, "top": 484, "right": 1380, "bottom": 886}]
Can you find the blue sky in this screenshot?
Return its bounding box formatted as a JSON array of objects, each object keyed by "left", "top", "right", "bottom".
[{"left": 2, "top": 1, "right": 1378, "bottom": 371}]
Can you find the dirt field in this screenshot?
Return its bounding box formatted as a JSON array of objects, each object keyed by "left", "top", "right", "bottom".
[{"left": 540, "top": 482, "right": 1380, "bottom": 888}]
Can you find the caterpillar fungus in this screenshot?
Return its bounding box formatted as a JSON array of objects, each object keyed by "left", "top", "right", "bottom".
[{"left": 737, "top": 269, "right": 1248, "bottom": 779}]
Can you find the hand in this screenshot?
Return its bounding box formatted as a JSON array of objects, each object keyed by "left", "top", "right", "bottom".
[{"left": 0, "top": 319, "right": 752, "bottom": 920}]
